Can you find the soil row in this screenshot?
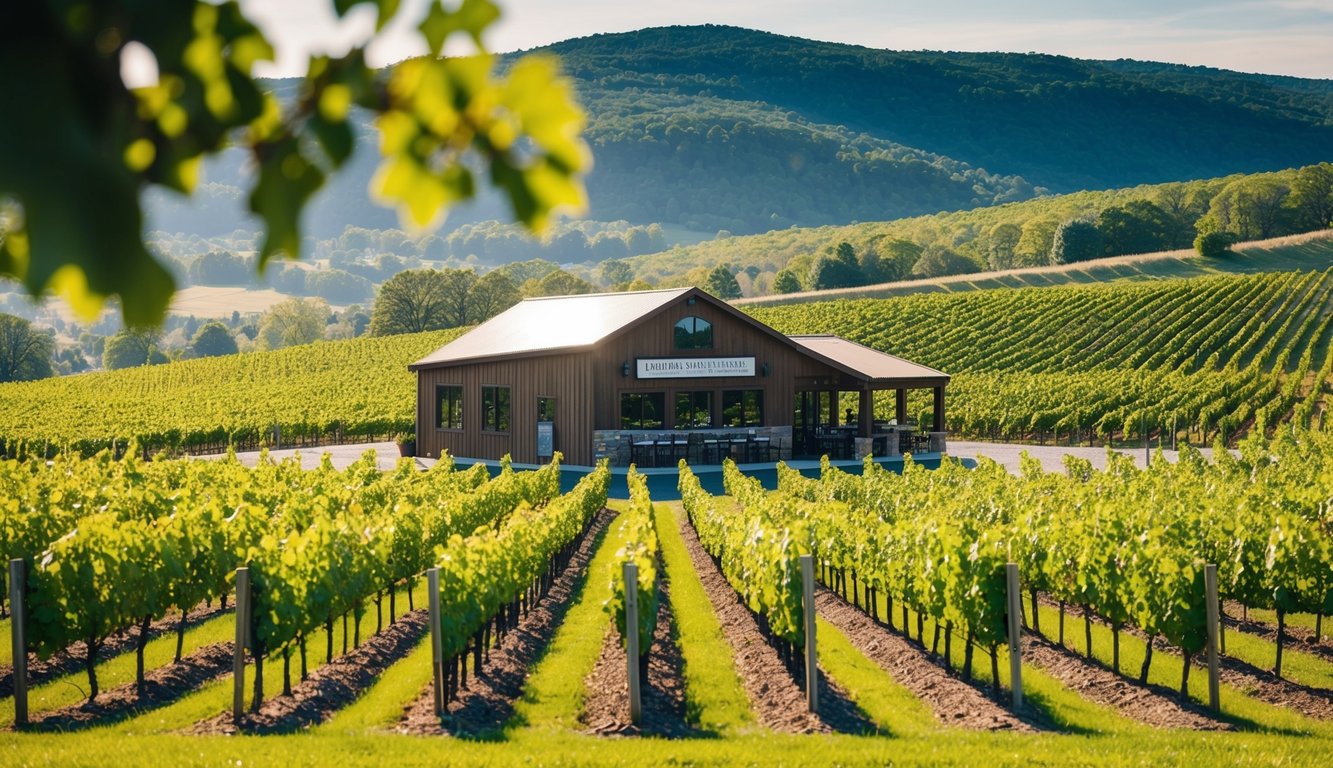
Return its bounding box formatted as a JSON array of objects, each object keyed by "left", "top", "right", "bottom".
[
  {"left": 675, "top": 511, "right": 870, "bottom": 734},
  {"left": 1, "top": 602, "right": 231, "bottom": 698},
  {"left": 1220, "top": 602, "right": 1330, "bottom": 662},
  {"left": 581, "top": 563, "right": 692, "bottom": 737},
  {"left": 814, "top": 588, "right": 1034, "bottom": 731},
  {"left": 192, "top": 610, "right": 430, "bottom": 735},
  {"left": 1038, "top": 597, "right": 1332, "bottom": 720},
  {"left": 19, "top": 642, "right": 235, "bottom": 732},
  {"left": 399, "top": 508, "right": 617, "bottom": 736}
]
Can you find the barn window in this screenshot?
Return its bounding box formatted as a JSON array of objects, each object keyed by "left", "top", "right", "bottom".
[
  {"left": 620, "top": 392, "right": 665, "bottom": 429},
  {"left": 722, "top": 390, "right": 764, "bottom": 427},
  {"left": 437, "top": 385, "right": 463, "bottom": 430},
  {"left": 481, "top": 386, "right": 510, "bottom": 432},
  {"left": 674, "top": 391, "right": 712, "bottom": 429},
  {"left": 674, "top": 316, "right": 713, "bottom": 349}
]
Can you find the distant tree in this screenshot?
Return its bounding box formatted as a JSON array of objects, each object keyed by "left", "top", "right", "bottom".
[
  {"left": 1290, "top": 163, "right": 1333, "bottom": 231},
  {"left": 102, "top": 329, "right": 158, "bottom": 370},
  {"left": 589, "top": 232, "right": 629, "bottom": 261},
  {"left": 772, "top": 269, "right": 803, "bottom": 294},
  {"left": 1016, "top": 218, "right": 1060, "bottom": 265},
  {"left": 911, "top": 245, "right": 976, "bottom": 278},
  {"left": 1050, "top": 220, "right": 1104, "bottom": 263},
  {"left": 0, "top": 313, "right": 55, "bottom": 382},
  {"left": 878, "top": 239, "right": 923, "bottom": 281},
  {"left": 439, "top": 269, "right": 479, "bottom": 326},
  {"left": 599, "top": 259, "right": 635, "bottom": 287},
  {"left": 467, "top": 271, "right": 521, "bottom": 323},
  {"left": 268, "top": 263, "right": 310, "bottom": 295},
  {"left": 1194, "top": 231, "right": 1238, "bottom": 259},
  {"left": 808, "top": 252, "right": 863, "bottom": 290},
  {"left": 984, "top": 223, "right": 1022, "bottom": 270},
  {"left": 1153, "top": 182, "right": 1207, "bottom": 247},
  {"left": 704, "top": 265, "right": 742, "bottom": 299},
  {"left": 1202, "top": 177, "right": 1291, "bottom": 240},
  {"left": 305, "top": 269, "right": 374, "bottom": 304},
  {"left": 856, "top": 248, "right": 884, "bottom": 283},
  {"left": 54, "top": 347, "right": 89, "bottom": 375},
  {"left": 497, "top": 258, "right": 561, "bottom": 287},
  {"left": 1097, "top": 200, "right": 1174, "bottom": 256},
  {"left": 257, "top": 298, "right": 328, "bottom": 351},
  {"left": 626, "top": 278, "right": 655, "bottom": 292},
  {"left": 534, "top": 269, "right": 595, "bottom": 297},
  {"left": 188, "top": 251, "right": 249, "bottom": 286},
  {"left": 370, "top": 269, "right": 454, "bottom": 336},
  {"left": 189, "top": 321, "right": 238, "bottom": 358}
]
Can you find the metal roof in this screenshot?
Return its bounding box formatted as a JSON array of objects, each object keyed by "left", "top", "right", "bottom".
[
  {"left": 410, "top": 287, "right": 693, "bottom": 368},
  {"left": 787, "top": 335, "right": 950, "bottom": 384}
]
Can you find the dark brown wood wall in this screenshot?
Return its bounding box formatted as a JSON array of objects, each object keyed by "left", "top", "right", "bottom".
[
  {"left": 589, "top": 298, "right": 844, "bottom": 430},
  {"left": 415, "top": 353, "right": 594, "bottom": 465}
]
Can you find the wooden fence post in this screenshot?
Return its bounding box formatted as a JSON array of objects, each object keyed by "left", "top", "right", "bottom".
[
  {"left": 801, "top": 554, "right": 818, "bottom": 713},
  {"left": 232, "top": 567, "right": 250, "bottom": 724},
  {"left": 624, "top": 561, "right": 642, "bottom": 724},
  {"left": 428, "top": 568, "right": 443, "bottom": 715},
  {"left": 1205, "top": 563, "right": 1221, "bottom": 712},
  {"left": 1006, "top": 562, "right": 1023, "bottom": 710},
  {"left": 9, "top": 558, "right": 27, "bottom": 727}
]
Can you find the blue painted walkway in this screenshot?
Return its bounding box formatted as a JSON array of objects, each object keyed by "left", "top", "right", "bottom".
[{"left": 454, "top": 454, "right": 967, "bottom": 500}]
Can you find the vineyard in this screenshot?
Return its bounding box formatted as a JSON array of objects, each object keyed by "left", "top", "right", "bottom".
[
  {"left": 0, "top": 428, "right": 1330, "bottom": 764},
  {"left": 3, "top": 268, "right": 1333, "bottom": 455},
  {"left": 0, "top": 328, "right": 462, "bottom": 456},
  {"left": 749, "top": 269, "right": 1333, "bottom": 443}
]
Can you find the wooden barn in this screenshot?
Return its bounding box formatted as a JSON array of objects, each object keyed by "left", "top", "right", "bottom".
[{"left": 409, "top": 287, "right": 948, "bottom": 466}]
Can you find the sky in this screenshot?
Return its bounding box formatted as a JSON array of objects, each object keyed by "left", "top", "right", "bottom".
[{"left": 235, "top": 0, "right": 1333, "bottom": 80}]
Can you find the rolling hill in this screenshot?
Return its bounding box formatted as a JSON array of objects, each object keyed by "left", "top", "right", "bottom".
[{"left": 148, "top": 26, "right": 1333, "bottom": 241}]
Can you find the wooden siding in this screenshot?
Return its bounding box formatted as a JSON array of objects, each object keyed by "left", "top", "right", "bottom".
[
  {"left": 590, "top": 298, "right": 848, "bottom": 431},
  {"left": 415, "top": 352, "right": 594, "bottom": 465}
]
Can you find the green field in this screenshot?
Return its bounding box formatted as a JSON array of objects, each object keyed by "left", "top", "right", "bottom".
[
  {"left": 1, "top": 499, "right": 1327, "bottom": 766},
  {"left": 739, "top": 230, "right": 1333, "bottom": 305}
]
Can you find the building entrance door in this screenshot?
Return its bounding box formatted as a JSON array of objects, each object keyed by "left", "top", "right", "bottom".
[
  {"left": 537, "top": 397, "right": 556, "bottom": 461},
  {"left": 793, "top": 390, "right": 833, "bottom": 458}
]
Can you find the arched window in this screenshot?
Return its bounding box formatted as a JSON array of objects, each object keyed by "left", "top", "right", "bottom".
[{"left": 674, "top": 316, "right": 712, "bottom": 349}]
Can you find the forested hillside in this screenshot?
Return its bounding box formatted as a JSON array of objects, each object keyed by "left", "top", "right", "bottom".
[{"left": 147, "top": 25, "right": 1333, "bottom": 241}]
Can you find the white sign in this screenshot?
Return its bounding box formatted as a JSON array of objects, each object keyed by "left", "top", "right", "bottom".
[{"left": 636, "top": 357, "right": 756, "bottom": 379}]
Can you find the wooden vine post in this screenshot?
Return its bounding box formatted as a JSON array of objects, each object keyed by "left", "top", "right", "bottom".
[
  {"left": 9, "top": 558, "right": 28, "bottom": 727},
  {"left": 624, "top": 561, "right": 642, "bottom": 724},
  {"left": 232, "top": 567, "right": 251, "bottom": 724},
  {"left": 1205, "top": 563, "right": 1221, "bottom": 712},
  {"left": 801, "top": 554, "right": 818, "bottom": 713},
  {"left": 428, "top": 567, "right": 444, "bottom": 715},
  {"left": 1006, "top": 562, "right": 1024, "bottom": 710}
]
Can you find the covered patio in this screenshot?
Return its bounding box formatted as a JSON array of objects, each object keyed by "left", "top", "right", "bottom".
[{"left": 787, "top": 335, "right": 950, "bottom": 460}]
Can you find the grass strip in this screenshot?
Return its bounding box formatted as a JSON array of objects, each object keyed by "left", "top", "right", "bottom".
[
  {"left": 112, "top": 579, "right": 429, "bottom": 734},
  {"left": 0, "top": 611, "right": 234, "bottom": 725},
  {"left": 318, "top": 633, "right": 433, "bottom": 735},
  {"left": 505, "top": 510, "right": 624, "bottom": 733},
  {"left": 866, "top": 592, "right": 1144, "bottom": 736},
  {"left": 1031, "top": 601, "right": 1332, "bottom": 737},
  {"left": 654, "top": 502, "right": 754, "bottom": 735},
  {"left": 813, "top": 616, "right": 937, "bottom": 737}
]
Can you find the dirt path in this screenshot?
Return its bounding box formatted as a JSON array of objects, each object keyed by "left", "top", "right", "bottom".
[
  {"left": 581, "top": 566, "right": 692, "bottom": 737},
  {"left": 677, "top": 512, "right": 870, "bottom": 734},
  {"left": 191, "top": 611, "right": 429, "bottom": 734},
  {"left": 1, "top": 602, "right": 230, "bottom": 698},
  {"left": 18, "top": 643, "right": 234, "bottom": 732},
  {"left": 1047, "top": 599, "right": 1332, "bottom": 721},
  {"left": 815, "top": 588, "right": 1034, "bottom": 731},
  {"left": 398, "top": 509, "right": 615, "bottom": 736},
  {"left": 1021, "top": 634, "right": 1229, "bottom": 730},
  {"left": 1221, "top": 603, "right": 1330, "bottom": 663}
]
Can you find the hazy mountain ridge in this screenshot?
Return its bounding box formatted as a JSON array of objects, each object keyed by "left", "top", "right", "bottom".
[{"left": 148, "top": 25, "right": 1333, "bottom": 241}]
